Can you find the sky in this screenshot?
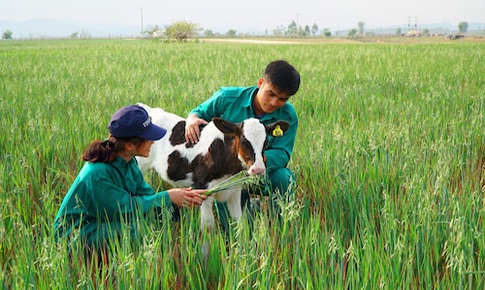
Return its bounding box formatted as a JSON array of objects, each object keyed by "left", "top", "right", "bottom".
[{"left": 1, "top": 0, "right": 484, "bottom": 33}]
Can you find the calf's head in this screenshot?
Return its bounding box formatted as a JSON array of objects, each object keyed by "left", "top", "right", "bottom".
[{"left": 212, "top": 118, "right": 289, "bottom": 175}]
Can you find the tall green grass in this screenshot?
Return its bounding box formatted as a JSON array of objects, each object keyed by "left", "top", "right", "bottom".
[{"left": 1, "top": 39, "right": 484, "bottom": 288}]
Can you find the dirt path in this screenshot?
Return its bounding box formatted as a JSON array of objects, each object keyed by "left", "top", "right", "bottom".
[{"left": 201, "top": 38, "right": 305, "bottom": 44}]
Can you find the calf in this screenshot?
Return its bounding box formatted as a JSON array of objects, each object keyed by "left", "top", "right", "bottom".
[{"left": 135, "top": 103, "right": 289, "bottom": 230}]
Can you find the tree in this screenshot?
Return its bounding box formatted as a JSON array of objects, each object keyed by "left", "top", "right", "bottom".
[
  {"left": 304, "top": 25, "right": 311, "bottom": 36},
  {"left": 225, "top": 29, "right": 237, "bottom": 37},
  {"left": 458, "top": 21, "right": 468, "bottom": 33},
  {"left": 144, "top": 25, "right": 164, "bottom": 38},
  {"left": 311, "top": 23, "right": 319, "bottom": 35},
  {"left": 2, "top": 30, "right": 13, "bottom": 40},
  {"left": 164, "top": 21, "right": 201, "bottom": 41},
  {"left": 357, "top": 22, "right": 365, "bottom": 35},
  {"left": 204, "top": 29, "right": 214, "bottom": 38},
  {"left": 273, "top": 25, "right": 286, "bottom": 37},
  {"left": 347, "top": 28, "right": 357, "bottom": 37},
  {"left": 286, "top": 21, "right": 297, "bottom": 36},
  {"left": 395, "top": 28, "right": 402, "bottom": 36},
  {"left": 323, "top": 28, "right": 332, "bottom": 37},
  {"left": 297, "top": 25, "right": 310, "bottom": 37}
]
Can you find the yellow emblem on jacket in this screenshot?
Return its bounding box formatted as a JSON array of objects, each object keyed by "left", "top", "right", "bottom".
[{"left": 272, "top": 125, "right": 284, "bottom": 137}]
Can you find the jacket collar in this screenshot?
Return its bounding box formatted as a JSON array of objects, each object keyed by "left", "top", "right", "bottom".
[{"left": 112, "top": 155, "right": 135, "bottom": 168}]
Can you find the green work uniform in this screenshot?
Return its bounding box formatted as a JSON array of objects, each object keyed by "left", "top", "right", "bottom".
[
  {"left": 53, "top": 156, "right": 171, "bottom": 248},
  {"left": 190, "top": 86, "right": 298, "bottom": 227}
]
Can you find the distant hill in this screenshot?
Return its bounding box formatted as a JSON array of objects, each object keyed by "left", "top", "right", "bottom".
[{"left": 0, "top": 18, "right": 141, "bottom": 39}]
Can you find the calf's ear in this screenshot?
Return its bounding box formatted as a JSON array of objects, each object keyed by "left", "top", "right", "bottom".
[
  {"left": 212, "top": 117, "right": 240, "bottom": 135},
  {"left": 266, "top": 121, "right": 290, "bottom": 137}
]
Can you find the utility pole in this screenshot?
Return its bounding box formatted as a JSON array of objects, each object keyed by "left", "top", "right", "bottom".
[{"left": 139, "top": 8, "right": 144, "bottom": 35}]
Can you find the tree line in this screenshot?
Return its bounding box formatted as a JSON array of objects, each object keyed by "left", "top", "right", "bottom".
[{"left": 1, "top": 20, "right": 472, "bottom": 41}]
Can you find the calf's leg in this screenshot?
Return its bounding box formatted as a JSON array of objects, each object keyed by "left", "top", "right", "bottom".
[
  {"left": 200, "top": 197, "right": 215, "bottom": 231},
  {"left": 226, "top": 190, "right": 242, "bottom": 221}
]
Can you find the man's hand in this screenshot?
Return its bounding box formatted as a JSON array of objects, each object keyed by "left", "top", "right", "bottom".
[{"left": 185, "top": 114, "right": 208, "bottom": 144}]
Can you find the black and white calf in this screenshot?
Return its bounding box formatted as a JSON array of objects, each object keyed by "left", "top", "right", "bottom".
[{"left": 135, "top": 103, "right": 289, "bottom": 230}]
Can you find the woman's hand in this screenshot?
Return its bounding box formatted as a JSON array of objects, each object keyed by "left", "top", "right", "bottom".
[
  {"left": 185, "top": 114, "right": 208, "bottom": 144},
  {"left": 167, "top": 187, "right": 208, "bottom": 207}
]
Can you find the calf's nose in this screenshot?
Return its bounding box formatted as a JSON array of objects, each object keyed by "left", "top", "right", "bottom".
[{"left": 248, "top": 166, "right": 266, "bottom": 175}]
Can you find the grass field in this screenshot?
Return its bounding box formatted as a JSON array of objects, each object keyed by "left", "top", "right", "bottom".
[{"left": 1, "top": 38, "right": 485, "bottom": 289}]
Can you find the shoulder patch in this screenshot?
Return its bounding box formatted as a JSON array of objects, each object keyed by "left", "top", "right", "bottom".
[{"left": 272, "top": 125, "right": 284, "bottom": 137}]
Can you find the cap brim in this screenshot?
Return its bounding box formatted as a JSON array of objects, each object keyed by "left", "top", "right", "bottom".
[{"left": 139, "top": 124, "right": 167, "bottom": 141}]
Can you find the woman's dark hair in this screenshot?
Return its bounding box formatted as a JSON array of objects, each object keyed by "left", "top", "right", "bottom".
[
  {"left": 82, "top": 135, "right": 145, "bottom": 163},
  {"left": 263, "top": 60, "right": 301, "bottom": 96}
]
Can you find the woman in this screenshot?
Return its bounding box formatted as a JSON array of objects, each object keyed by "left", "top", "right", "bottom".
[{"left": 54, "top": 105, "right": 207, "bottom": 249}]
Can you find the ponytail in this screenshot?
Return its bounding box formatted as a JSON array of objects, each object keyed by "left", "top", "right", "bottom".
[{"left": 82, "top": 135, "right": 146, "bottom": 163}]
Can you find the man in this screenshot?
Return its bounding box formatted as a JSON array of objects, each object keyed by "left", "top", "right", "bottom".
[{"left": 185, "top": 60, "right": 300, "bottom": 225}]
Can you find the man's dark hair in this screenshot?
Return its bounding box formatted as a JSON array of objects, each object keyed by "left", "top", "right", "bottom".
[{"left": 263, "top": 60, "right": 300, "bottom": 96}]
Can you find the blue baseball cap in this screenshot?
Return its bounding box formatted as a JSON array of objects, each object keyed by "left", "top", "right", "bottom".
[{"left": 108, "top": 105, "right": 167, "bottom": 140}]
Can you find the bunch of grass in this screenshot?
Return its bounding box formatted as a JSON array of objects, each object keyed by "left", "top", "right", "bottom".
[{"left": 203, "top": 171, "right": 261, "bottom": 196}]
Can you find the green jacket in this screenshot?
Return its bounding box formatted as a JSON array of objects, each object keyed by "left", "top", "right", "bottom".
[
  {"left": 190, "top": 86, "right": 298, "bottom": 172},
  {"left": 53, "top": 156, "right": 171, "bottom": 247}
]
